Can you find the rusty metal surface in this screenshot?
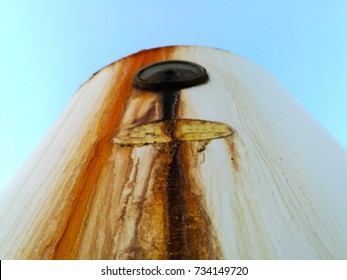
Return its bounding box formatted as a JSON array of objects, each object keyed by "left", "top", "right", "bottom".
[{"left": 1, "top": 46, "right": 347, "bottom": 259}]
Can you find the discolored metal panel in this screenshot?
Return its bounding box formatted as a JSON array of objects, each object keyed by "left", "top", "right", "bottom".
[{"left": 1, "top": 46, "right": 347, "bottom": 259}]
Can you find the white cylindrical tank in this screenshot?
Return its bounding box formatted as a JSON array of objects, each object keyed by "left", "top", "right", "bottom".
[{"left": 0, "top": 46, "right": 346, "bottom": 259}]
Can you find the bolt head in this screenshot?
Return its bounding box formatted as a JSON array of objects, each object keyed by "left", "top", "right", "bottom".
[{"left": 133, "top": 60, "right": 208, "bottom": 91}]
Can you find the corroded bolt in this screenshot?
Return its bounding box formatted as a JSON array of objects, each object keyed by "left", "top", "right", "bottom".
[
  {"left": 133, "top": 60, "right": 209, "bottom": 91},
  {"left": 113, "top": 60, "right": 232, "bottom": 145}
]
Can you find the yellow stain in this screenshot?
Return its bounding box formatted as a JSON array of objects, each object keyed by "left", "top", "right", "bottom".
[
  {"left": 112, "top": 119, "right": 232, "bottom": 146},
  {"left": 112, "top": 121, "right": 172, "bottom": 145},
  {"left": 176, "top": 119, "right": 232, "bottom": 141}
]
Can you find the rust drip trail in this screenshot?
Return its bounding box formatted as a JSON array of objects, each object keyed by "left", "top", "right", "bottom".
[
  {"left": 159, "top": 86, "right": 222, "bottom": 259},
  {"left": 50, "top": 47, "right": 177, "bottom": 259},
  {"left": 225, "top": 135, "right": 240, "bottom": 171},
  {"left": 160, "top": 90, "right": 188, "bottom": 259},
  {"left": 131, "top": 59, "right": 218, "bottom": 259},
  {"left": 162, "top": 90, "right": 179, "bottom": 122},
  {"left": 166, "top": 143, "right": 187, "bottom": 259}
]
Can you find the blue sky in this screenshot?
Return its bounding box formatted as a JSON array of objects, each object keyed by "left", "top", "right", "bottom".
[{"left": 0, "top": 0, "right": 346, "bottom": 192}]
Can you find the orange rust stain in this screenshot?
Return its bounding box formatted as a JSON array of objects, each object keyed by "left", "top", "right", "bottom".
[
  {"left": 225, "top": 135, "right": 240, "bottom": 171},
  {"left": 145, "top": 147, "right": 172, "bottom": 259},
  {"left": 177, "top": 142, "right": 222, "bottom": 259},
  {"left": 119, "top": 145, "right": 171, "bottom": 259},
  {"left": 23, "top": 46, "right": 225, "bottom": 259},
  {"left": 47, "top": 47, "right": 177, "bottom": 259}
]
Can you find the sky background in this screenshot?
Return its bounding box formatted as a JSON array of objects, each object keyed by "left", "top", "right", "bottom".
[{"left": 0, "top": 0, "right": 346, "bottom": 192}]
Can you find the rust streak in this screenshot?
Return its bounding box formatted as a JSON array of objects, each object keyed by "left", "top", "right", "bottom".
[
  {"left": 225, "top": 135, "right": 240, "bottom": 171},
  {"left": 174, "top": 142, "right": 223, "bottom": 259},
  {"left": 49, "top": 47, "right": 177, "bottom": 259}
]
